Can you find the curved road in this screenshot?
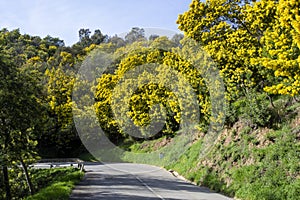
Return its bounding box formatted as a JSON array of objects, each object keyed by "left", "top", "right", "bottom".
[{"left": 69, "top": 163, "right": 233, "bottom": 200}]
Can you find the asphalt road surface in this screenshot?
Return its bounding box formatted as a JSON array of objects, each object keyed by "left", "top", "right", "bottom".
[{"left": 69, "top": 163, "right": 233, "bottom": 200}]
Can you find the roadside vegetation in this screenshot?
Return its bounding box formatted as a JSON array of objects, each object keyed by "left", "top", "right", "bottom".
[
  {"left": 25, "top": 168, "right": 84, "bottom": 200},
  {"left": 128, "top": 95, "right": 300, "bottom": 200},
  {"left": 0, "top": 167, "right": 83, "bottom": 200},
  {"left": 167, "top": 96, "right": 300, "bottom": 200}
]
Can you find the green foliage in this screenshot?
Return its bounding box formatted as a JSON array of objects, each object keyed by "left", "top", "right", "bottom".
[
  {"left": 1, "top": 14, "right": 300, "bottom": 200},
  {"left": 125, "top": 27, "right": 146, "bottom": 44},
  {"left": 226, "top": 90, "right": 272, "bottom": 127},
  {"left": 177, "top": 0, "right": 266, "bottom": 99},
  {"left": 94, "top": 38, "right": 212, "bottom": 144},
  {"left": 230, "top": 127, "right": 299, "bottom": 200},
  {"left": 177, "top": 0, "right": 300, "bottom": 99},
  {"left": 26, "top": 168, "right": 84, "bottom": 200},
  {"left": 0, "top": 33, "right": 47, "bottom": 199},
  {"left": 26, "top": 182, "right": 72, "bottom": 200},
  {"left": 0, "top": 167, "right": 83, "bottom": 200},
  {"left": 127, "top": 136, "right": 169, "bottom": 153},
  {"left": 0, "top": 28, "right": 85, "bottom": 159},
  {"left": 168, "top": 139, "right": 203, "bottom": 174},
  {"left": 167, "top": 122, "right": 300, "bottom": 200},
  {"left": 40, "top": 65, "right": 82, "bottom": 157}
]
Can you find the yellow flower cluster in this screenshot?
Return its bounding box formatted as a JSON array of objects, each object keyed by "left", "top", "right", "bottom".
[{"left": 178, "top": 0, "right": 300, "bottom": 97}]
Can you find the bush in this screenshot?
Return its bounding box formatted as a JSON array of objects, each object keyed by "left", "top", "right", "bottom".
[
  {"left": 0, "top": 167, "right": 83, "bottom": 200},
  {"left": 230, "top": 128, "right": 300, "bottom": 200},
  {"left": 225, "top": 91, "right": 272, "bottom": 127},
  {"left": 26, "top": 168, "right": 84, "bottom": 200}
]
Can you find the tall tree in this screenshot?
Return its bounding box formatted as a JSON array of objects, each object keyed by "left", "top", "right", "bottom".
[
  {"left": 107, "top": 35, "right": 126, "bottom": 50},
  {"left": 41, "top": 64, "right": 81, "bottom": 157},
  {"left": 177, "top": 0, "right": 300, "bottom": 99},
  {"left": 177, "top": 0, "right": 267, "bottom": 100},
  {"left": 94, "top": 38, "right": 210, "bottom": 142},
  {"left": 91, "top": 29, "right": 107, "bottom": 45},
  {"left": 171, "top": 33, "right": 184, "bottom": 47},
  {"left": 149, "top": 34, "right": 159, "bottom": 41},
  {"left": 79, "top": 28, "right": 91, "bottom": 44},
  {"left": 0, "top": 48, "right": 42, "bottom": 199},
  {"left": 125, "top": 27, "right": 146, "bottom": 44},
  {"left": 252, "top": 0, "right": 300, "bottom": 96}
]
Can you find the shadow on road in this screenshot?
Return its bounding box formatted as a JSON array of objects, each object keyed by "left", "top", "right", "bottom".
[{"left": 69, "top": 163, "right": 232, "bottom": 200}]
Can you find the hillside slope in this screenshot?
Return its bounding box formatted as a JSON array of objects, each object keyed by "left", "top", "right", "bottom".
[{"left": 167, "top": 102, "right": 300, "bottom": 200}]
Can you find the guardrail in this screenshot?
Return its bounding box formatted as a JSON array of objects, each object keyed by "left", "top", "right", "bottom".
[{"left": 33, "top": 158, "right": 85, "bottom": 171}]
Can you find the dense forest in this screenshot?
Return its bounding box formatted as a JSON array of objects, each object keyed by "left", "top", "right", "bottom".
[{"left": 1, "top": 0, "right": 300, "bottom": 199}]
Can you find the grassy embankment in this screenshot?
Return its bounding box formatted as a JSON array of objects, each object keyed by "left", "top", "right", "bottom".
[
  {"left": 125, "top": 97, "right": 300, "bottom": 200},
  {"left": 2, "top": 167, "right": 84, "bottom": 200},
  {"left": 25, "top": 167, "right": 84, "bottom": 200}
]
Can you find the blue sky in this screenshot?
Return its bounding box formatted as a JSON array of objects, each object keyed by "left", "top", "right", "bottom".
[{"left": 0, "top": 0, "right": 191, "bottom": 46}]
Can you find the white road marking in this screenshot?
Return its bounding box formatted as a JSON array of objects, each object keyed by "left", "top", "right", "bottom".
[{"left": 135, "top": 176, "right": 166, "bottom": 200}]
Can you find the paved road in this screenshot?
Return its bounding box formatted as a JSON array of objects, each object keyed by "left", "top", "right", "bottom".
[{"left": 69, "top": 163, "right": 233, "bottom": 200}]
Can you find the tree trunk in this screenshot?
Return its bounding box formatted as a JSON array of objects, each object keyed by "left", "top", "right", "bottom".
[
  {"left": 267, "top": 94, "right": 276, "bottom": 109},
  {"left": 20, "top": 159, "right": 34, "bottom": 195},
  {"left": 2, "top": 166, "right": 11, "bottom": 200}
]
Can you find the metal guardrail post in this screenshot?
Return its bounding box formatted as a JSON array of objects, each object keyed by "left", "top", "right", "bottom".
[{"left": 37, "top": 158, "right": 85, "bottom": 170}]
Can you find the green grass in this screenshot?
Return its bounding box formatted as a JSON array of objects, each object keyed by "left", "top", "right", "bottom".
[
  {"left": 164, "top": 125, "right": 300, "bottom": 200},
  {"left": 230, "top": 127, "right": 300, "bottom": 200},
  {"left": 125, "top": 101, "right": 299, "bottom": 200},
  {"left": 25, "top": 168, "right": 84, "bottom": 200},
  {"left": 122, "top": 133, "right": 196, "bottom": 166},
  {"left": 26, "top": 182, "right": 73, "bottom": 200}
]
